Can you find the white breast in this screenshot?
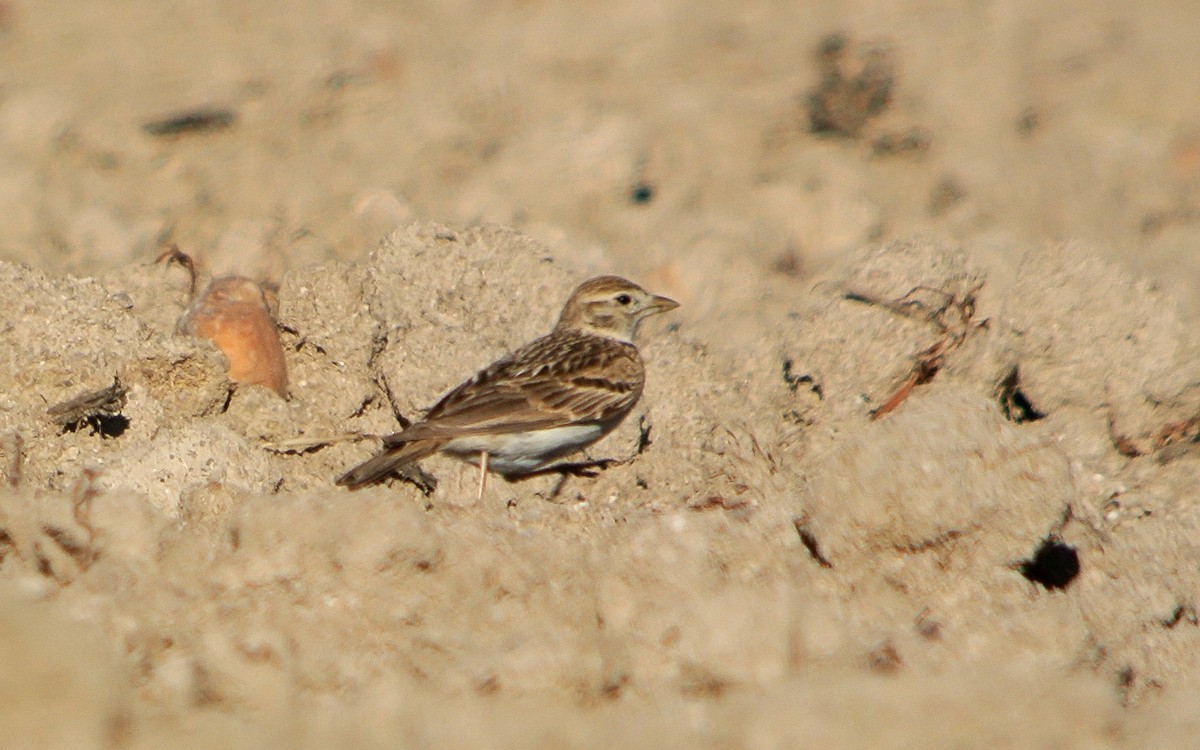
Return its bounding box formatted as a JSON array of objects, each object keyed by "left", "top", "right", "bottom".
[{"left": 442, "top": 423, "right": 609, "bottom": 475}]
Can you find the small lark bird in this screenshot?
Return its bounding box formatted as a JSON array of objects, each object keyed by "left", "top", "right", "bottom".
[{"left": 335, "top": 276, "right": 678, "bottom": 495}]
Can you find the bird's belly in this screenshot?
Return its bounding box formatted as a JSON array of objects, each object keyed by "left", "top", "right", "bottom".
[{"left": 443, "top": 423, "right": 608, "bottom": 475}]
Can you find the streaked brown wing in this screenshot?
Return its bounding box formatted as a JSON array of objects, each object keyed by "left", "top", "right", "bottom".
[{"left": 385, "top": 331, "right": 643, "bottom": 444}]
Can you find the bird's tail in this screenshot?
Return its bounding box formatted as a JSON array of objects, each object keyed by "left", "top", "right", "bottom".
[{"left": 335, "top": 439, "right": 443, "bottom": 489}]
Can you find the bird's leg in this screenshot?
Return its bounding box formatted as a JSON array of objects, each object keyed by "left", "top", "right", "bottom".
[{"left": 477, "top": 450, "right": 489, "bottom": 501}]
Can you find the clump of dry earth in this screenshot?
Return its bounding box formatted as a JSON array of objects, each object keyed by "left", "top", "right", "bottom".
[{"left": 1, "top": 226, "right": 1198, "bottom": 747}]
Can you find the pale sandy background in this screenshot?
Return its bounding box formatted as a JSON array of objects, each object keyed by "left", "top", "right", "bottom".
[{"left": 2, "top": 1, "right": 1200, "bottom": 748}]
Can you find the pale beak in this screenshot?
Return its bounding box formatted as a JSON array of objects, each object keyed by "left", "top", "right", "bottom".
[{"left": 647, "top": 294, "right": 680, "bottom": 315}]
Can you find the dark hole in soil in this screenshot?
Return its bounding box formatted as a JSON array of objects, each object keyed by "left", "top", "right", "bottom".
[
  {"left": 1161, "top": 604, "right": 1198, "bottom": 629},
  {"left": 998, "top": 366, "right": 1045, "bottom": 423},
  {"left": 1020, "top": 537, "right": 1080, "bottom": 590},
  {"left": 793, "top": 518, "right": 833, "bottom": 568},
  {"left": 629, "top": 181, "right": 655, "bottom": 204},
  {"left": 63, "top": 413, "right": 130, "bottom": 439},
  {"left": 48, "top": 378, "right": 128, "bottom": 437},
  {"left": 782, "top": 358, "right": 822, "bottom": 397}
]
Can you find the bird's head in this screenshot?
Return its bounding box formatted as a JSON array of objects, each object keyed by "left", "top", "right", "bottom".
[{"left": 556, "top": 275, "right": 679, "bottom": 342}]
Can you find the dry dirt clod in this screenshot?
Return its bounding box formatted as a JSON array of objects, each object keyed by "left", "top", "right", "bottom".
[
  {"left": 806, "top": 33, "right": 895, "bottom": 138},
  {"left": 867, "top": 641, "right": 904, "bottom": 673},
  {"left": 870, "top": 127, "right": 931, "bottom": 157}
]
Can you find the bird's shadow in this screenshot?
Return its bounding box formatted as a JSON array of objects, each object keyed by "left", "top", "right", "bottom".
[
  {"left": 393, "top": 464, "right": 439, "bottom": 495},
  {"left": 508, "top": 458, "right": 623, "bottom": 502}
]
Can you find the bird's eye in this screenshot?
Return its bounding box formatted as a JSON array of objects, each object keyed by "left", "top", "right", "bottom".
[{"left": 615, "top": 293, "right": 633, "bottom": 305}]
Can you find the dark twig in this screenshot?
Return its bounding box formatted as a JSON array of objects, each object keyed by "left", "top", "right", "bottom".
[
  {"left": 846, "top": 282, "right": 985, "bottom": 419},
  {"left": 155, "top": 244, "right": 199, "bottom": 299},
  {"left": 3, "top": 432, "right": 22, "bottom": 488}
]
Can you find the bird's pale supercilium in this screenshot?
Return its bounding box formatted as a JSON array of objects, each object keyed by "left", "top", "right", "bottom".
[{"left": 335, "top": 275, "right": 678, "bottom": 495}]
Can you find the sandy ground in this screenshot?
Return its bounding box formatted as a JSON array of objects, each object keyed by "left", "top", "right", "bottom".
[{"left": 2, "top": 1, "right": 1200, "bottom": 748}]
